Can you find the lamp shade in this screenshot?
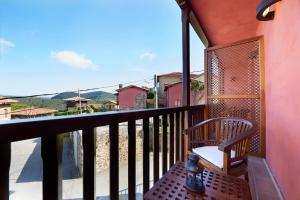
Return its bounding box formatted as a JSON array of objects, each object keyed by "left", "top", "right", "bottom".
[{"left": 256, "top": 0, "right": 281, "bottom": 21}]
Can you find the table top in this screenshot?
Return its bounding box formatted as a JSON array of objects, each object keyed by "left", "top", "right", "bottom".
[{"left": 144, "top": 161, "right": 251, "bottom": 200}]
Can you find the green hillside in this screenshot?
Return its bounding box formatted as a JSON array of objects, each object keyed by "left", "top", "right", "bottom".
[
  {"left": 52, "top": 91, "right": 116, "bottom": 102},
  {"left": 16, "top": 97, "right": 66, "bottom": 111},
  {"left": 51, "top": 92, "right": 77, "bottom": 100},
  {"left": 2, "top": 91, "right": 115, "bottom": 112}
]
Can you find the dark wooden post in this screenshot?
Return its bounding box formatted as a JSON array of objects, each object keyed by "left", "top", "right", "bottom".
[
  {"left": 181, "top": 2, "right": 191, "bottom": 107},
  {"left": 169, "top": 113, "right": 175, "bottom": 167},
  {"left": 153, "top": 116, "right": 160, "bottom": 183},
  {"left": 0, "top": 143, "right": 11, "bottom": 200},
  {"left": 83, "top": 128, "right": 96, "bottom": 200},
  {"left": 143, "top": 118, "right": 150, "bottom": 194},
  {"left": 181, "top": 3, "right": 191, "bottom": 162},
  {"left": 42, "top": 134, "right": 63, "bottom": 200},
  {"left": 109, "top": 124, "right": 119, "bottom": 200},
  {"left": 162, "top": 115, "right": 168, "bottom": 174},
  {"left": 128, "top": 120, "right": 136, "bottom": 200}
]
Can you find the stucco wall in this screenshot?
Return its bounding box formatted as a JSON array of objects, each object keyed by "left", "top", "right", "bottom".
[
  {"left": 166, "top": 83, "right": 204, "bottom": 107},
  {"left": 118, "top": 88, "right": 147, "bottom": 110},
  {"left": 0, "top": 105, "right": 11, "bottom": 120},
  {"left": 257, "top": 1, "right": 300, "bottom": 199},
  {"left": 158, "top": 76, "right": 181, "bottom": 98},
  {"left": 166, "top": 83, "right": 183, "bottom": 107}
]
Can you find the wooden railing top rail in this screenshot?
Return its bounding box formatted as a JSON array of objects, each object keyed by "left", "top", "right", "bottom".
[{"left": 0, "top": 105, "right": 205, "bottom": 144}]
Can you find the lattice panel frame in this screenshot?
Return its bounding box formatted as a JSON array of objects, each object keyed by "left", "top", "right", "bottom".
[{"left": 205, "top": 37, "right": 265, "bottom": 156}]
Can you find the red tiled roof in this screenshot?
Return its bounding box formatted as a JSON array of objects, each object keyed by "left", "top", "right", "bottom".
[
  {"left": 157, "top": 72, "right": 202, "bottom": 81},
  {"left": 0, "top": 97, "right": 18, "bottom": 105},
  {"left": 116, "top": 85, "right": 148, "bottom": 92},
  {"left": 164, "top": 79, "right": 204, "bottom": 91},
  {"left": 103, "top": 100, "right": 117, "bottom": 105},
  {"left": 164, "top": 82, "right": 182, "bottom": 91},
  {"left": 157, "top": 72, "right": 182, "bottom": 78},
  {"left": 64, "top": 96, "right": 90, "bottom": 102},
  {"left": 11, "top": 107, "right": 57, "bottom": 117}
]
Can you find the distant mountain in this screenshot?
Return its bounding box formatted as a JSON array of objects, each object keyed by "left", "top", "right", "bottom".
[
  {"left": 52, "top": 91, "right": 116, "bottom": 102},
  {"left": 17, "top": 97, "right": 66, "bottom": 111},
  {"left": 51, "top": 92, "right": 78, "bottom": 100}
]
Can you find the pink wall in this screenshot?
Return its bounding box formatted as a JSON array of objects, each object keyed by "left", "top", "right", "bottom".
[
  {"left": 166, "top": 83, "right": 193, "bottom": 107},
  {"left": 257, "top": 1, "right": 300, "bottom": 199},
  {"left": 166, "top": 83, "right": 183, "bottom": 107},
  {"left": 118, "top": 88, "right": 147, "bottom": 110}
]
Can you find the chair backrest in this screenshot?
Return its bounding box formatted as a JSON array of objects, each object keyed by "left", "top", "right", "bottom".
[
  {"left": 187, "top": 117, "right": 257, "bottom": 169},
  {"left": 211, "top": 118, "right": 254, "bottom": 160},
  {"left": 189, "top": 117, "right": 255, "bottom": 159},
  {"left": 216, "top": 118, "right": 253, "bottom": 143},
  {"left": 189, "top": 117, "right": 254, "bottom": 156}
]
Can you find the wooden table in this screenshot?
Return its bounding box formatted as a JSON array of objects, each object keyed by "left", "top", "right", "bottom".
[{"left": 144, "top": 162, "right": 251, "bottom": 200}]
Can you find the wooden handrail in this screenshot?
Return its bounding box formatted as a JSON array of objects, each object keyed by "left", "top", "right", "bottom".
[{"left": 0, "top": 105, "right": 204, "bottom": 144}]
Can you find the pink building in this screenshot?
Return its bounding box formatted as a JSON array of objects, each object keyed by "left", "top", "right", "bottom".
[
  {"left": 165, "top": 82, "right": 204, "bottom": 107},
  {"left": 165, "top": 82, "right": 185, "bottom": 107},
  {"left": 116, "top": 85, "right": 148, "bottom": 110}
]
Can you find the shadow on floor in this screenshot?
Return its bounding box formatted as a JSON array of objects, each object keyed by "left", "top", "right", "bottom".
[
  {"left": 16, "top": 139, "right": 42, "bottom": 183},
  {"left": 65, "top": 193, "right": 143, "bottom": 200},
  {"left": 65, "top": 197, "right": 109, "bottom": 200},
  {"left": 17, "top": 137, "right": 79, "bottom": 183}
]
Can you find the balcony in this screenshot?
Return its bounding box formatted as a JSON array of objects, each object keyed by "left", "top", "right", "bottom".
[
  {"left": 0, "top": 105, "right": 204, "bottom": 200},
  {"left": 1, "top": 0, "right": 300, "bottom": 199}
]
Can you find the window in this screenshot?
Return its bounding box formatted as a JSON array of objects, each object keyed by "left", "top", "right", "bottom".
[{"left": 4, "top": 108, "right": 8, "bottom": 118}]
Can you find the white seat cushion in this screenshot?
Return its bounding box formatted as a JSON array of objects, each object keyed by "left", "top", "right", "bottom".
[{"left": 192, "top": 146, "right": 242, "bottom": 169}]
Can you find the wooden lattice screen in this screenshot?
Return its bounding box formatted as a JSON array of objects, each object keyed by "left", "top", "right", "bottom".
[{"left": 205, "top": 37, "right": 265, "bottom": 157}]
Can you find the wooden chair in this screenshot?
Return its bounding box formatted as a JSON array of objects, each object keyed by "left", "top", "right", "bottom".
[{"left": 183, "top": 117, "right": 258, "bottom": 177}]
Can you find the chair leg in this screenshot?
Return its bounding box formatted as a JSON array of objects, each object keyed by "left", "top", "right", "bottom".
[{"left": 244, "top": 171, "right": 249, "bottom": 181}]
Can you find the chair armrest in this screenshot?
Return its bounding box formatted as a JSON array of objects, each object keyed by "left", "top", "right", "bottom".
[
  {"left": 182, "top": 118, "right": 224, "bottom": 135},
  {"left": 218, "top": 121, "right": 258, "bottom": 152}
]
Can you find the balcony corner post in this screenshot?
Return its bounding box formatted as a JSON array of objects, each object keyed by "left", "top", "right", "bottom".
[
  {"left": 181, "top": 3, "right": 191, "bottom": 146},
  {"left": 41, "top": 134, "right": 63, "bottom": 200},
  {"left": 181, "top": 2, "right": 191, "bottom": 108},
  {"left": 0, "top": 143, "right": 11, "bottom": 200}
]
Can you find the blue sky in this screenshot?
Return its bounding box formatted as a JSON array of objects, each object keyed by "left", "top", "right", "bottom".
[{"left": 0, "top": 0, "right": 204, "bottom": 95}]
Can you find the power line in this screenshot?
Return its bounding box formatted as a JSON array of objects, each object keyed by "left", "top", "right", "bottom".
[{"left": 0, "top": 77, "right": 153, "bottom": 101}]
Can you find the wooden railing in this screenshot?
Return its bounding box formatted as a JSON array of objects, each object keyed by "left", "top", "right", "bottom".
[{"left": 0, "top": 105, "right": 205, "bottom": 200}]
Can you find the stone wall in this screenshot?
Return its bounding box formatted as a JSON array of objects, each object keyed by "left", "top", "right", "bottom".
[{"left": 95, "top": 124, "right": 144, "bottom": 172}]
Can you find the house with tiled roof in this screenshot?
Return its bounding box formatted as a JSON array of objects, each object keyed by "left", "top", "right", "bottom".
[
  {"left": 102, "top": 100, "right": 117, "bottom": 111},
  {"left": 64, "top": 96, "right": 90, "bottom": 110},
  {"left": 0, "top": 97, "right": 18, "bottom": 120},
  {"left": 157, "top": 72, "right": 204, "bottom": 105},
  {"left": 116, "top": 85, "right": 148, "bottom": 110}
]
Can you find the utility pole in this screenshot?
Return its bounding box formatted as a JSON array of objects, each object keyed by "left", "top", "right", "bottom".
[
  {"left": 78, "top": 88, "right": 82, "bottom": 114},
  {"left": 154, "top": 74, "right": 158, "bottom": 108}
]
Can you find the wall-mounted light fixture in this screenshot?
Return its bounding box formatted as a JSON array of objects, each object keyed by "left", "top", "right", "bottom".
[{"left": 256, "top": 0, "right": 281, "bottom": 21}]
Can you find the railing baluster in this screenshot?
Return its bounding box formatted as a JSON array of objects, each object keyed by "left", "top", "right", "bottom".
[
  {"left": 169, "top": 113, "right": 174, "bottom": 167},
  {"left": 181, "top": 111, "right": 185, "bottom": 161},
  {"left": 162, "top": 114, "right": 168, "bottom": 174},
  {"left": 153, "top": 116, "right": 159, "bottom": 183},
  {"left": 109, "top": 124, "right": 119, "bottom": 200},
  {"left": 0, "top": 143, "right": 11, "bottom": 200},
  {"left": 128, "top": 120, "right": 136, "bottom": 200},
  {"left": 83, "top": 128, "right": 96, "bottom": 200},
  {"left": 41, "top": 135, "right": 63, "bottom": 200},
  {"left": 143, "top": 118, "right": 150, "bottom": 194},
  {"left": 175, "top": 112, "right": 180, "bottom": 161}
]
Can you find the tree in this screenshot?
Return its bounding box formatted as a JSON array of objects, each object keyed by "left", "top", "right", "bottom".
[{"left": 190, "top": 80, "right": 205, "bottom": 105}]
